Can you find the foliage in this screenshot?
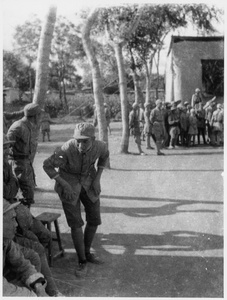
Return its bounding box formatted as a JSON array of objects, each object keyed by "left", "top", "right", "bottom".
[
  {"left": 13, "top": 15, "right": 41, "bottom": 65},
  {"left": 3, "top": 50, "right": 35, "bottom": 93},
  {"left": 126, "top": 3, "right": 223, "bottom": 84},
  {"left": 50, "top": 16, "right": 85, "bottom": 90}
]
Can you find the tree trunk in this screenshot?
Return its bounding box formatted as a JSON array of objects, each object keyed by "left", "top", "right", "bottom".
[
  {"left": 33, "top": 5, "right": 57, "bottom": 107},
  {"left": 81, "top": 8, "right": 108, "bottom": 144},
  {"left": 32, "top": 5, "right": 57, "bottom": 162},
  {"left": 62, "top": 79, "right": 69, "bottom": 113},
  {"left": 114, "top": 43, "right": 130, "bottom": 153},
  {"left": 28, "top": 62, "right": 33, "bottom": 102}
]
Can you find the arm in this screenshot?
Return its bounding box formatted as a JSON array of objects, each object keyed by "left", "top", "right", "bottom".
[
  {"left": 43, "top": 148, "right": 77, "bottom": 202},
  {"left": 5, "top": 240, "right": 46, "bottom": 292},
  {"left": 3, "top": 277, "right": 37, "bottom": 297},
  {"left": 92, "top": 143, "right": 109, "bottom": 195},
  {"left": 3, "top": 164, "right": 19, "bottom": 200},
  {"left": 4, "top": 110, "right": 24, "bottom": 121}
]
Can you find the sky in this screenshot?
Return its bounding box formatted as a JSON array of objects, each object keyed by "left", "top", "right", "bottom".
[{"left": 1, "top": 0, "right": 225, "bottom": 75}]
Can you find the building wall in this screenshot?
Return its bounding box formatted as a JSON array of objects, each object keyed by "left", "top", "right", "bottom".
[{"left": 165, "top": 39, "right": 224, "bottom": 103}]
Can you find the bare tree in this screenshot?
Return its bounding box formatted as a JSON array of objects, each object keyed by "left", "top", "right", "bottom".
[
  {"left": 33, "top": 5, "right": 57, "bottom": 106},
  {"left": 105, "top": 5, "right": 143, "bottom": 153},
  {"left": 81, "top": 8, "right": 108, "bottom": 144}
]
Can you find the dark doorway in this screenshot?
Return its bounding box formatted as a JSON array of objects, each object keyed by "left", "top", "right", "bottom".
[{"left": 201, "top": 59, "right": 224, "bottom": 96}]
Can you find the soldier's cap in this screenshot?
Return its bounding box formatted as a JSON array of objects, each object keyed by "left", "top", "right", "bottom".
[
  {"left": 24, "top": 103, "right": 42, "bottom": 117},
  {"left": 155, "top": 99, "right": 162, "bottom": 106},
  {"left": 3, "top": 134, "right": 15, "bottom": 146},
  {"left": 74, "top": 123, "right": 95, "bottom": 139},
  {"left": 165, "top": 102, "right": 172, "bottom": 108},
  {"left": 3, "top": 198, "right": 20, "bottom": 215},
  {"left": 184, "top": 101, "right": 189, "bottom": 106},
  {"left": 195, "top": 88, "right": 200, "bottom": 93},
  {"left": 171, "top": 103, "right": 177, "bottom": 110},
  {"left": 217, "top": 104, "right": 222, "bottom": 109}
]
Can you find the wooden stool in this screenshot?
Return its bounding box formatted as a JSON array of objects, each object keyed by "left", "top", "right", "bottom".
[{"left": 36, "top": 212, "right": 65, "bottom": 266}]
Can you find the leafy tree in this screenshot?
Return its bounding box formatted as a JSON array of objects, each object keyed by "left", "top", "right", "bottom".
[
  {"left": 101, "top": 5, "right": 144, "bottom": 154},
  {"left": 50, "top": 16, "right": 85, "bottom": 112},
  {"left": 3, "top": 51, "right": 35, "bottom": 98},
  {"left": 126, "top": 3, "right": 223, "bottom": 104},
  {"left": 13, "top": 15, "right": 42, "bottom": 101}
]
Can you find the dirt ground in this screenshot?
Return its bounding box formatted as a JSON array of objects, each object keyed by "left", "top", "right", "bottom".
[{"left": 31, "top": 121, "right": 224, "bottom": 298}]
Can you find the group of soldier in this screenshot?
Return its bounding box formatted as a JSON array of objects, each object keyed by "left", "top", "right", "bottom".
[
  {"left": 2, "top": 88, "right": 224, "bottom": 296},
  {"left": 3, "top": 103, "right": 109, "bottom": 296},
  {"left": 129, "top": 88, "right": 224, "bottom": 156}
]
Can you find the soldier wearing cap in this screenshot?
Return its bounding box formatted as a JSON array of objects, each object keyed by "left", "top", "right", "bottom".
[
  {"left": 210, "top": 103, "right": 224, "bottom": 146},
  {"left": 149, "top": 99, "right": 166, "bottom": 155},
  {"left": 167, "top": 103, "right": 180, "bottom": 149},
  {"left": 7, "top": 103, "right": 42, "bottom": 208},
  {"left": 143, "top": 102, "right": 154, "bottom": 149},
  {"left": 43, "top": 122, "right": 109, "bottom": 278},
  {"left": 3, "top": 199, "right": 48, "bottom": 297},
  {"left": 191, "top": 88, "right": 203, "bottom": 110},
  {"left": 205, "top": 101, "right": 216, "bottom": 143},
  {"left": 129, "top": 103, "right": 146, "bottom": 155}
]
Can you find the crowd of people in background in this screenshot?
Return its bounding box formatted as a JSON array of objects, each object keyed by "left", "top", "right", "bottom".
[
  {"left": 129, "top": 88, "right": 224, "bottom": 155},
  {"left": 2, "top": 87, "right": 224, "bottom": 296}
]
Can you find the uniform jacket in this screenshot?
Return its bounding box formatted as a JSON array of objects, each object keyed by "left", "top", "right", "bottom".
[
  {"left": 3, "top": 238, "right": 45, "bottom": 297},
  {"left": 188, "top": 115, "right": 198, "bottom": 135},
  {"left": 211, "top": 109, "right": 224, "bottom": 132},
  {"left": 40, "top": 112, "right": 53, "bottom": 131},
  {"left": 129, "top": 109, "right": 141, "bottom": 136},
  {"left": 7, "top": 117, "right": 35, "bottom": 160},
  {"left": 43, "top": 139, "right": 109, "bottom": 203},
  {"left": 150, "top": 107, "right": 165, "bottom": 136},
  {"left": 3, "top": 159, "right": 19, "bottom": 201}
]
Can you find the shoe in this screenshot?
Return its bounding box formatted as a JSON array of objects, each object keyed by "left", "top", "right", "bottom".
[
  {"left": 86, "top": 253, "right": 104, "bottom": 265},
  {"left": 157, "top": 152, "right": 165, "bottom": 156},
  {"left": 168, "top": 146, "right": 174, "bottom": 149},
  {"left": 140, "top": 152, "right": 146, "bottom": 156},
  {"left": 146, "top": 146, "right": 154, "bottom": 149},
  {"left": 75, "top": 262, "right": 87, "bottom": 278}
]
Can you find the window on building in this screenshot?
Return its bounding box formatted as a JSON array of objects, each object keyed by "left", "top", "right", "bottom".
[{"left": 201, "top": 59, "right": 224, "bottom": 96}]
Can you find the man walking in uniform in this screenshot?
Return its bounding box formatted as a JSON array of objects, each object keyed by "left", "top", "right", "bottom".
[
  {"left": 7, "top": 103, "right": 42, "bottom": 208},
  {"left": 43, "top": 123, "right": 109, "bottom": 278},
  {"left": 150, "top": 99, "right": 166, "bottom": 155}
]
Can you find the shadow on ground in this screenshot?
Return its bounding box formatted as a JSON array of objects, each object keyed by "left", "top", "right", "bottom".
[{"left": 51, "top": 230, "right": 223, "bottom": 297}]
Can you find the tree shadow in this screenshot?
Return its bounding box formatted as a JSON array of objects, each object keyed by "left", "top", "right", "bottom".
[
  {"left": 110, "top": 167, "right": 223, "bottom": 172},
  {"left": 51, "top": 230, "right": 223, "bottom": 297},
  {"left": 100, "top": 201, "right": 219, "bottom": 218}
]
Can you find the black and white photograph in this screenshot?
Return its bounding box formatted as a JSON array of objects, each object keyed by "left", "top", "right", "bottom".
[{"left": 1, "top": 0, "right": 225, "bottom": 297}]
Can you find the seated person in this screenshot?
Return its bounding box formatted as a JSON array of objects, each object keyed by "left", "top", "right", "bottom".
[
  {"left": 3, "top": 199, "right": 48, "bottom": 297},
  {"left": 3, "top": 133, "right": 51, "bottom": 247}
]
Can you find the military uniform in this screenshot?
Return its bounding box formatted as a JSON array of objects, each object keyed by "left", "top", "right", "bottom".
[
  {"left": 129, "top": 106, "right": 142, "bottom": 145},
  {"left": 7, "top": 104, "right": 42, "bottom": 206},
  {"left": 210, "top": 105, "right": 224, "bottom": 146},
  {"left": 168, "top": 105, "right": 180, "bottom": 148},
  {"left": 3, "top": 238, "right": 45, "bottom": 297},
  {"left": 43, "top": 138, "right": 109, "bottom": 228}
]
